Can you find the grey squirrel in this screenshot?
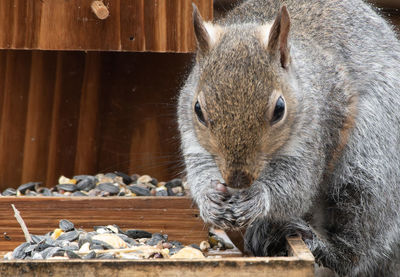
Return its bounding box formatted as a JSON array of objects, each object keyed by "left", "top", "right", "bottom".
[{"left": 177, "top": 0, "right": 400, "bottom": 276}]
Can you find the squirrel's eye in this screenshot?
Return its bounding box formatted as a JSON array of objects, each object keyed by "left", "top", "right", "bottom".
[
  {"left": 271, "top": 96, "right": 285, "bottom": 124},
  {"left": 194, "top": 101, "right": 207, "bottom": 126}
]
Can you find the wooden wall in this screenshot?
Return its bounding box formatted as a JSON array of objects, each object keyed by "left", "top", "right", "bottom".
[
  {"left": 0, "top": 0, "right": 213, "bottom": 52},
  {"left": 0, "top": 51, "right": 193, "bottom": 189}
]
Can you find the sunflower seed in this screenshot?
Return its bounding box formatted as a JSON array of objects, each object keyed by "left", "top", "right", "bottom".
[
  {"left": 117, "top": 234, "right": 137, "bottom": 246},
  {"left": 38, "top": 187, "right": 52, "bottom": 196},
  {"left": 97, "top": 253, "right": 115, "bottom": 259},
  {"left": 169, "top": 246, "right": 184, "bottom": 255},
  {"left": 76, "top": 178, "right": 96, "bottom": 191},
  {"left": 66, "top": 250, "right": 82, "bottom": 259},
  {"left": 105, "top": 172, "right": 118, "bottom": 179},
  {"left": 59, "top": 219, "right": 75, "bottom": 232},
  {"left": 41, "top": 247, "right": 64, "bottom": 258},
  {"left": 24, "top": 244, "right": 36, "bottom": 253},
  {"left": 2, "top": 188, "right": 16, "bottom": 196},
  {"left": 17, "top": 182, "right": 41, "bottom": 194},
  {"left": 137, "top": 175, "right": 152, "bottom": 184},
  {"left": 125, "top": 230, "right": 152, "bottom": 239},
  {"left": 147, "top": 233, "right": 166, "bottom": 246},
  {"left": 12, "top": 242, "right": 30, "bottom": 259},
  {"left": 34, "top": 241, "right": 52, "bottom": 252},
  {"left": 57, "top": 230, "right": 79, "bottom": 242},
  {"left": 167, "top": 187, "right": 175, "bottom": 196},
  {"left": 127, "top": 185, "right": 151, "bottom": 196},
  {"left": 91, "top": 233, "right": 127, "bottom": 249},
  {"left": 155, "top": 188, "right": 168, "bottom": 196},
  {"left": 78, "top": 233, "right": 93, "bottom": 248},
  {"left": 97, "top": 183, "right": 119, "bottom": 195},
  {"left": 114, "top": 171, "right": 132, "bottom": 185},
  {"left": 56, "top": 184, "right": 77, "bottom": 192},
  {"left": 200, "top": 241, "right": 211, "bottom": 251},
  {"left": 62, "top": 244, "right": 79, "bottom": 251},
  {"left": 90, "top": 242, "right": 105, "bottom": 250},
  {"left": 170, "top": 240, "right": 184, "bottom": 249},
  {"left": 83, "top": 251, "right": 96, "bottom": 260},
  {"left": 165, "top": 179, "right": 183, "bottom": 189},
  {"left": 72, "top": 191, "right": 88, "bottom": 196}
]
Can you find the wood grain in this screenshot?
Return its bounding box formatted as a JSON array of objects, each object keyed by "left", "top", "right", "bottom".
[
  {"left": 45, "top": 53, "right": 85, "bottom": 186},
  {"left": 0, "top": 50, "right": 193, "bottom": 190},
  {"left": 0, "top": 51, "right": 31, "bottom": 186},
  {"left": 0, "top": 259, "right": 315, "bottom": 277},
  {"left": 74, "top": 52, "right": 102, "bottom": 175},
  {"left": 0, "top": 197, "right": 205, "bottom": 251},
  {"left": 21, "top": 51, "right": 57, "bottom": 183},
  {"left": 0, "top": 0, "right": 213, "bottom": 53}
]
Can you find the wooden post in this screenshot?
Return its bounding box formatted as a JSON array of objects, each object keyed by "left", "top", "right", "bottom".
[{"left": 91, "top": 1, "right": 109, "bottom": 20}]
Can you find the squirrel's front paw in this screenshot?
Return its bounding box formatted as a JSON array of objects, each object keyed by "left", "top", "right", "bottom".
[
  {"left": 198, "top": 181, "right": 267, "bottom": 230},
  {"left": 244, "top": 219, "right": 315, "bottom": 256},
  {"left": 197, "top": 180, "right": 235, "bottom": 229}
]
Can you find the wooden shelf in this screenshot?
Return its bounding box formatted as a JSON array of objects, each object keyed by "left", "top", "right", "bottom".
[
  {"left": 0, "top": 196, "right": 315, "bottom": 276},
  {"left": 0, "top": 196, "right": 205, "bottom": 251},
  {"left": 0, "top": 0, "right": 213, "bottom": 53}
]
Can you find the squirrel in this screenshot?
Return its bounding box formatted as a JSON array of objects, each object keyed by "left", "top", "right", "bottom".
[{"left": 177, "top": 0, "right": 400, "bottom": 276}]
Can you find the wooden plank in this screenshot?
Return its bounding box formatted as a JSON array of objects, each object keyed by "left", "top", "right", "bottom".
[
  {"left": 0, "top": 197, "right": 205, "bottom": 250},
  {"left": 21, "top": 51, "right": 57, "bottom": 183},
  {"left": 0, "top": 51, "right": 7, "bottom": 131},
  {"left": 0, "top": 237, "right": 314, "bottom": 276},
  {"left": 0, "top": 196, "right": 197, "bottom": 210},
  {"left": 0, "top": 51, "right": 31, "bottom": 187},
  {"left": 45, "top": 52, "right": 85, "bottom": 186},
  {"left": 0, "top": 224, "right": 314, "bottom": 277},
  {"left": 74, "top": 52, "right": 102, "bottom": 175},
  {"left": 0, "top": 258, "right": 315, "bottom": 277},
  {"left": 287, "top": 236, "right": 314, "bottom": 262},
  {"left": 0, "top": 0, "right": 213, "bottom": 52}
]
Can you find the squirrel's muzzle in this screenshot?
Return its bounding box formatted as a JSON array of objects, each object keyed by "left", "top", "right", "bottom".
[{"left": 226, "top": 170, "right": 254, "bottom": 189}]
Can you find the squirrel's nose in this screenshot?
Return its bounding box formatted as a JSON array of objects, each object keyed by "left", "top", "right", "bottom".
[{"left": 226, "top": 170, "right": 254, "bottom": 189}]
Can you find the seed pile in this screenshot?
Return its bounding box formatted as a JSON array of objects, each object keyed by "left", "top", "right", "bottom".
[
  {"left": 4, "top": 219, "right": 220, "bottom": 260},
  {"left": 1, "top": 173, "right": 186, "bottom": 197}
]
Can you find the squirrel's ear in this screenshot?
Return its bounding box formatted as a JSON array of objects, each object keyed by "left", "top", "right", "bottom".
[
  {"left": 192, "top": 4, "right": 219, "bottom": 54},
  {"left": 267, "top": 6, "right": 291, "bottom": 69}
]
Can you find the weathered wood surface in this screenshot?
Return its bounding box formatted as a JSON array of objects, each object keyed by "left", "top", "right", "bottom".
[
  {"left": 0, "top": 196, "right": 206, "bottom": 251},
  {"left": 0, "top": 0, "right": 213, "bottom": 52},
  {"left": 0, "top": 259, "right": 314, "bottom": 277},
  {"left": 0, "top": 50, "right": 192, "bottom": 190},
  {"left": 287, "top": 236, "right": 315, "bottom": 262},
  {"left": 0, "top": 237, "right": 315, "bottom": 277}
]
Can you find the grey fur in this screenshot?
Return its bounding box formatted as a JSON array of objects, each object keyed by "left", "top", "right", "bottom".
[{"left": 177, "top": 0, "right": 400, "bottom": 276}]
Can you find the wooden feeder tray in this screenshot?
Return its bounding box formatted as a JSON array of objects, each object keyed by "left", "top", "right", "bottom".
[{"left": 0, "top": 196, "right": 315, "bottom": 276}]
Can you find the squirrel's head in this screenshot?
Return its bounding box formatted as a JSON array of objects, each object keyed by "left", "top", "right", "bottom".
[{"left": 191, "top": 5, "right": 297, "bottom": 189}]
